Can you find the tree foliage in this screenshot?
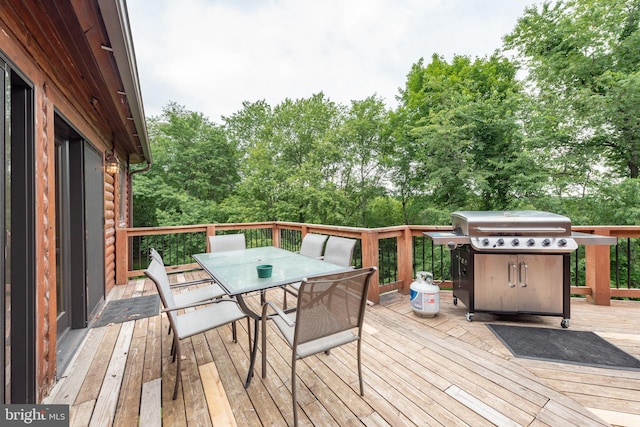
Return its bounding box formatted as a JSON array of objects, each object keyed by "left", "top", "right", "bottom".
[
  {"left": 505, "top": 0, "right": 640, "bottom": 179},
  {"left": 392, "top": 54, "right": 539, "bottom": 214},
  {"left": 133, "top": 0, "right": 639, "bottom": 229},
  {"left": 132, "top": 102, "right": 240, "bottom": 226}
]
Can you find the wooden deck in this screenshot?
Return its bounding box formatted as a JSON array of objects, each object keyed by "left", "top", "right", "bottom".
[{"left": 45, "top": 271, "right": 640, "bottom": 426}]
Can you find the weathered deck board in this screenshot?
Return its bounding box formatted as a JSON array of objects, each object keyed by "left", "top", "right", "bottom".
[
  {"left": 199, "top": 362, "right": 237, "bottom": 426},
  {"left": 46, "top": 327, "right": 108, "bottom": 405},
  {"left": 71, "top": 399, "right": 95, "bottom": 427},
  {"left": 139, "top": 378, "right": 162, "bottom": 426},
  {"left": 143, "top": 314, "right": 162, "bottom": 383},
  {"left": 74, "top": 324, "right": 122, "bottom": 405},
  {"left": 90, "top": 321, "right": 135, "bottom": 426},
  {"left": 113, "top": 319, "right": 148, "bottom": 427},
  {"left": 45, "top": 273, "right": 640, "bottom": 427}
]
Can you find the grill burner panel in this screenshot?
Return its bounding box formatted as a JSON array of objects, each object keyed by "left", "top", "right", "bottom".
[{"left": 469, "top": 235, "right": 577, "bottom": 252}]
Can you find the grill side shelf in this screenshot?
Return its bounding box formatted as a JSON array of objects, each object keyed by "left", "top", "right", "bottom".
[
  {"left": 571, "top": 232, "right": 617, "bottom": 246},
  {"left": 423, "top": 231, "right": 470, "bottom": 247}
]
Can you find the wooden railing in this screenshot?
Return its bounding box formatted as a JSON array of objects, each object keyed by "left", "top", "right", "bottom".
[{"left": 116, "top": 222, "right": 640, "bottom": 305}]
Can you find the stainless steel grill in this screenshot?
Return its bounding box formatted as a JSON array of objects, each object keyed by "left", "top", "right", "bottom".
[{"left": 425, "top": 210, "right": 616, "bottom": 328}]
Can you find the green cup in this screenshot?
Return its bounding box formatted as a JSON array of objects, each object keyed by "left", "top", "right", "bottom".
[{"left": 257, "top": 264, "right": 273, "bottom": 278}]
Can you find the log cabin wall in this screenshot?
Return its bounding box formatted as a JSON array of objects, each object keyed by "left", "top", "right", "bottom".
[
  {"left": 0, "top": 0, "right": 150, "bottom": 402},
  {"left": 106, "top": 171, "right": 117, "bottom": 293}
]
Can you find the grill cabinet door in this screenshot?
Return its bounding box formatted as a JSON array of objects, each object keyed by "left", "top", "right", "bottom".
[
  {"left": 474, "top": 254, "right": 564, "bottom": 314},
  {"left": 517, "top": 254, "right": 563, "bottom": 314},
  {"left": 474, "top": 254, "right": 518, "bottom": 311}
]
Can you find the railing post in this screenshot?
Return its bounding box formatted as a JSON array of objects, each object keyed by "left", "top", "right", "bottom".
[
  {"left": 361, "top": 230, "right": 380, "bottom": 304},
  {"left": 115, "top": 228, "right": 128, "bottom": 285},
  {"left": 585, "top": 228, "right": 612, "bottom": 306},
  {"left": 206, "top": 225, "right": 216, "bottom": 251},
  {"left": 272, "top": 222, "right": 281, "bottom": 248},
  {"left": 397, "top": 226, "right": 413, "bottom": 294}
]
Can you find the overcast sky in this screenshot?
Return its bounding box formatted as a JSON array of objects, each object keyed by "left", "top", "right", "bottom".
[{"left": 127, "top": 0, "right": 537, "bottom": 123}]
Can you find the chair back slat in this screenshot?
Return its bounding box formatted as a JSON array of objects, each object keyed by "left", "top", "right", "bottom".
[
  {"left": 323, "top": 236, "right": 356, "bottom": 267},
  {"left": 294, "top": 268, "right": 374, "bottom": 345},
  {"left": 299, "top": 233, "right": 328, "bottom": 258}
]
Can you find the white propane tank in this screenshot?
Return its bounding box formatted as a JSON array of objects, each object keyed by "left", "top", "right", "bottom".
[{"left": 409, "top": 271, "right": 440, "bottom": 317}]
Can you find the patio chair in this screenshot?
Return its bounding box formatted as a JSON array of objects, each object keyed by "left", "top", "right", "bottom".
[
  {"left": 144, "top": 258, "right": 249, "bottom": 400},
  {"left": 298, "top": 233, "right": 328, "bottom": 258},
  {"left": 283, "top": 235, "right": 356, "bottom": 309},
  {"left": 208, "top": 233, "right": 246, "bottom": 253},
  {"left": 283, "top": 233, "right": 329, "bottom": 308},
  {"left": 322, "top": 235, "right": 357, "bottom": 267},
  {"left": 261, "top": 267, "right": 376, "bottom": 426}
]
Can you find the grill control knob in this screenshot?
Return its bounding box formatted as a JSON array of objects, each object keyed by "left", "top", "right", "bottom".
[
  {"left": 558, "top": 238, "right": 567, "bottom": 247},
  {"left": 497, "top": 238, "right": 505, "bottom": 246},
  {"left": 482, "top": 238, "right": 490, "bottom": 246},
  {"left": 511, "top": 238, "right": 520, "bottom": 247},
  {"left": 542, "top": 238, "right": 551, "bottom": 247},
  {"left": 527, "top": 238, "right": 535, "bottom": 247}
]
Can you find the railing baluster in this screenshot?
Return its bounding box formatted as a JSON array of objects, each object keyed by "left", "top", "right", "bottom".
[
  {"left": 574, "top": 250, "right": 579, "bottom": 287},
  {"left": 615, "top": 242, "right": 620, "bottom": 289},
  {"left": 627, "top": 238, "right": 631, "bottom": 290}
]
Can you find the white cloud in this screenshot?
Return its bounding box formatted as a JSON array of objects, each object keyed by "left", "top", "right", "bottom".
[{"left": 128, "top": 0, "right": 536, "bottom": 122}]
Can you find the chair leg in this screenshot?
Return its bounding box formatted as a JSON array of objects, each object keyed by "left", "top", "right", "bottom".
[
  {"left": 283, "top": 289, "right": 288, "bottom": 310},
  {"left": 247, "top": 317, "right": 252, "bottom": 352},
  {"left": 291, "top": 357, "right": 298, "bottom": 427},
  {"left": 357, "top": 339, "right": 364, "bottom": 396},
  {"left": 231, "top": 321, "right": 237, "bottom": 343},
  {"left": 261, "top": 314, "right": 267, "bottom": 378},
  {"left": 173, "top": 338, "right": 181, "bottom": 400}
]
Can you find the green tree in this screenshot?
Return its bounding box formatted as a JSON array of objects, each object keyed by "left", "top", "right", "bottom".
[
  {"left": 132, "top": 102, "right": 240, "bottom": 226},
  {"left": 392, "top": 54, "right": 536, "bottom": 214},
  {"left": 223, "top": 94, "right": 349, "bottom": 224},
  {"left": 505, "top": 0, "right": 640, "bottom": 179},
  {"left": 337, "top": 96, "right": 390, "bottom": 227}
]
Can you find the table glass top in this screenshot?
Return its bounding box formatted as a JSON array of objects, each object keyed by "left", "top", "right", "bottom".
[{"left": 193, "top": 246, "right": 348, "bottom": 295}]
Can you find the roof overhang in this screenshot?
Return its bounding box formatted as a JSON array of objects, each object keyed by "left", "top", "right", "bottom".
[{"left": 97, "top": 0, "right": 151, "bottom": 166}]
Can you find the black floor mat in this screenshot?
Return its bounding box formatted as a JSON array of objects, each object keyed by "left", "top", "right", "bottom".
[
  {"left": 92, "top": 295, "right": 160, "bottom": 327},
  {"left": 487, "top": 324, "right": 640, "bottom": 371}
]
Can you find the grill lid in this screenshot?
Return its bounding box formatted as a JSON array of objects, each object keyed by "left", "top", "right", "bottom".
[
  {"left": 450, "top": 210, "right": 576, "bottom": 252},
  {"left": 452, "top": 210, "right": 572, "bottom": 237}
]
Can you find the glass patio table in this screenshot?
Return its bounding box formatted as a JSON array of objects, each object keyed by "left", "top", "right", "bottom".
[{"left": 193, "top": 246, "right": 348, "bottom": 387}]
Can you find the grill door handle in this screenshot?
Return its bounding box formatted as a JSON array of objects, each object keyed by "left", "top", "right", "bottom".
[
  {"left": 519, "top": 261, "right": 528, "bottom": 287},
  {"left": 508, "top": 262, "right": 517, "bottom": 288}
]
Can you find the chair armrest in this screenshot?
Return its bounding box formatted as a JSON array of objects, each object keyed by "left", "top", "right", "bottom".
[
  {"left": 169, "top": 277, "right": 215, "bottom": 288},
  {"left": 161, "top": 297, "right": 238, "bottom": 313},
  {"left": 261, "top": 301, "right": 295, "bottom": 327}
]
